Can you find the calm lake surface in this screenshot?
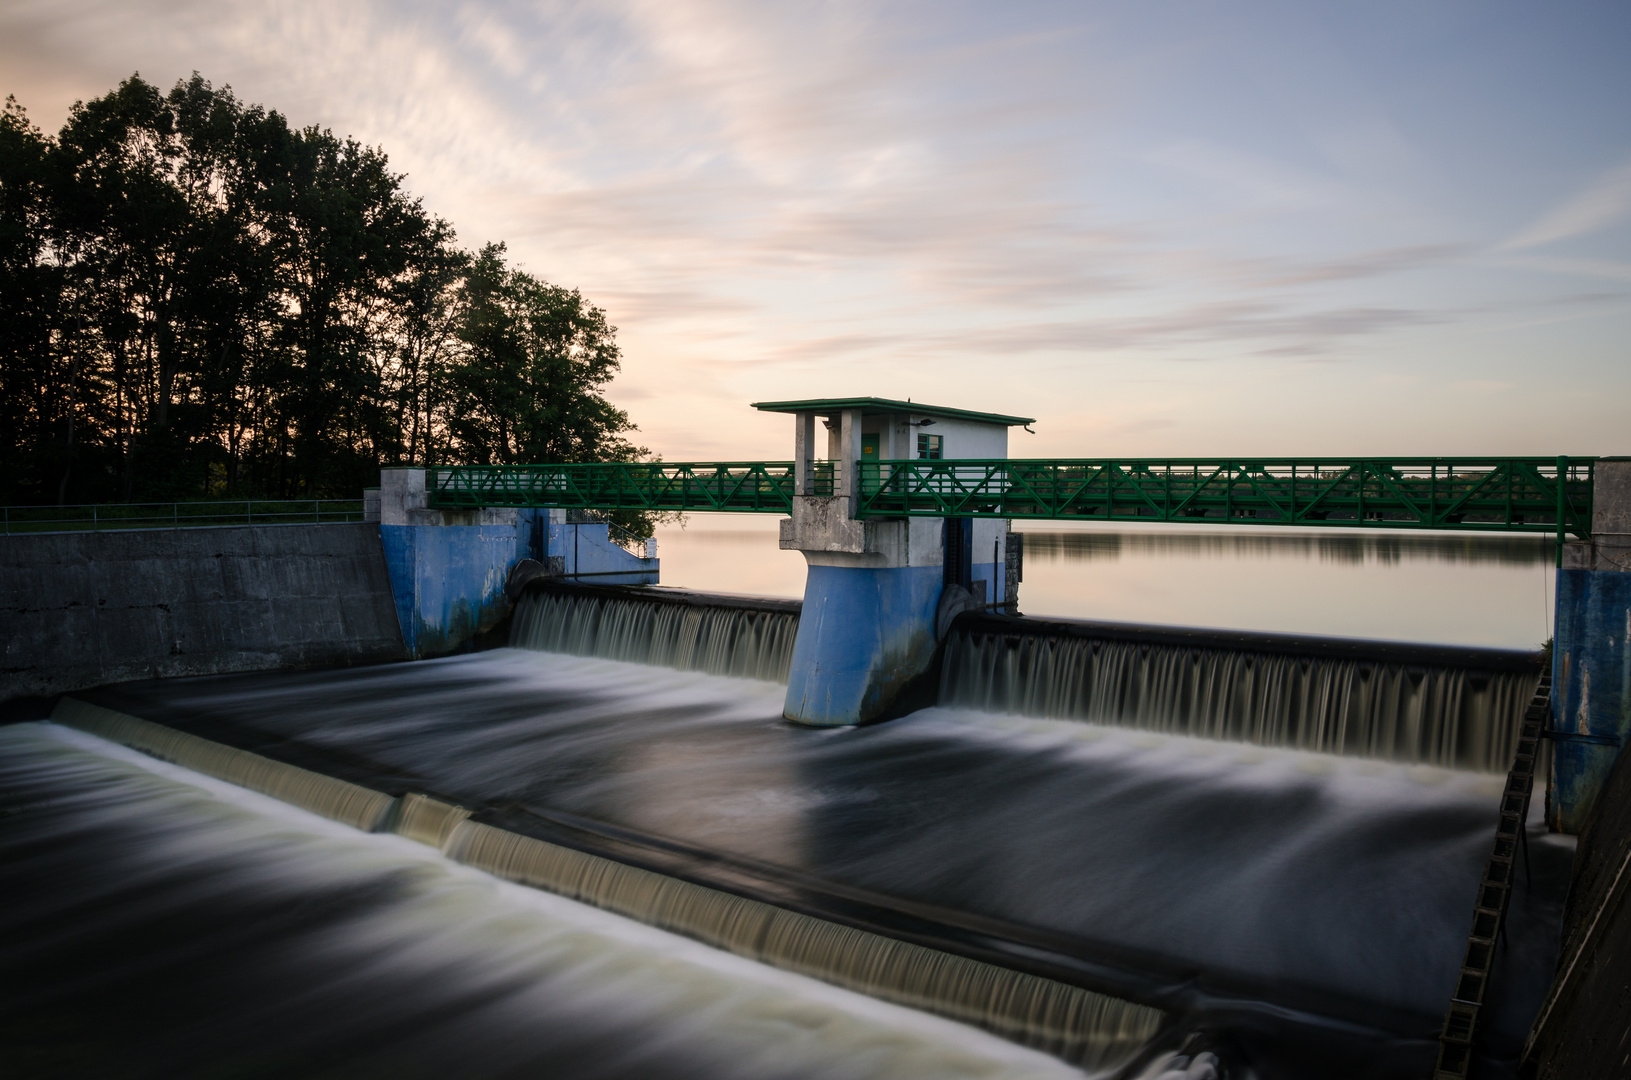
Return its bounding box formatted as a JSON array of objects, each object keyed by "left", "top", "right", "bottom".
[{"left": 651, "top": 516, "right": 1555, "bottom": 649}]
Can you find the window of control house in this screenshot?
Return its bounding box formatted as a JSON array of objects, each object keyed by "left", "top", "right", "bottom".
[{"left": 917, "top": 433, "right": 942, "bottom": 459}]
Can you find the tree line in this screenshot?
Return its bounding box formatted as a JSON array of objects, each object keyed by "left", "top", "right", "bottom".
[{"left": 0, "top": 73, "right": 644, "bottom": 506}]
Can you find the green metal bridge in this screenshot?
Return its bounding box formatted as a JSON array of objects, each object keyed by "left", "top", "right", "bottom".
[{"left": 427, "top": 456, "right": 1597, "bottom": 540}]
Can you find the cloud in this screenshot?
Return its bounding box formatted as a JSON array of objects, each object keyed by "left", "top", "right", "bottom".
[
  {"left": 3, "top": 0, "right": 1628, "bottom": 458},
  {"left": 747, "top": 298, "right": 1434, "bottom": 367},
  {"left": 1503, "top": 160, "right": 1631, "bottom": 250},
  {"left": 1253, "top": 244, "right": 1468, "bottom": 287},
  {"left": 1492, "top": 255, "right": 1631, "bottom": 283}
]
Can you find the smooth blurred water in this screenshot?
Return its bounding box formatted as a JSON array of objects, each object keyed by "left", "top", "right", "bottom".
[
  {"left": 0, "top": 721, "right": 1099, "bottom": 1080},
  {"left": 4, "top": 513, "right": 1565, "bottom": 1079},
  {"left": 84, "top": 647, "right": 1573, "bottom": 1079},
  {"left": 651, "top": 516, "right": 1555, "bottom": 648}
]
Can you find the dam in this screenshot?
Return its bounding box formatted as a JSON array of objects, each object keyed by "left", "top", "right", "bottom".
[{"left": 1, "top": 398, "right": 1627, "bottom": 1080}]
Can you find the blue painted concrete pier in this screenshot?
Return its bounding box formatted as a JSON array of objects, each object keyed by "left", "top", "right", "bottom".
[
  {"left": 755, "top": 398, "right": 1030, "bottom": 726},
  {"left": 1550, "top": 458, "right": 1631, "bottom": 832},
  {"left": 377, "top": 468, "right": 657, "bottom": 659}
]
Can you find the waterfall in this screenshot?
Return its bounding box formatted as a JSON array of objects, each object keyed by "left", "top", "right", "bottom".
[
  {"left": 941, "top": 615, "right": 1540, "bottom": 772},
  {"left": 511, "top": 584, "right": 800, "bottom": 682}
]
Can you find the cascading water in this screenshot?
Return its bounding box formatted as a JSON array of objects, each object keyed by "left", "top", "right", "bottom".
[
  {"left": 27, "top": 580, "right": 1569, "bottom": 1079},
  {"left": 940, "top": 616, "right": 1540, "bottom": 772},
  {"left": 0, "top": 721, "right": 1104, "bottom": 1080},
  {"left": 512, "top": 585, "right": 799, "bottom": 682},
  {"left": 49, "top": 632, "right": 1571, "bottom": 1079}
]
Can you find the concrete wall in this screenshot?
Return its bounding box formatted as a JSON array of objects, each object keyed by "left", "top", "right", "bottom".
[
  {"left": 546, "top": 511, "right": 662, "bottom": 584},
  {"left": 0, "top": 523, "right": 405, "bottom": 702},
  {"left": 377, "top": 469, "right": 658, "bottom": 658},
  {"left": 379, "top": 518, "right": 534, "bottom": 660},
  {"left": 1524, "top": 731, "right": 1631, "bottom": 1076},
  {"left": 851, "top": 411, "right": 1010, "bottom": 460},
  {"left": 1550, "top": 457, "right": 1631, "bottom": 832},
  {"left": 783, "top": 562, "right": 944, "bottom": 726}
]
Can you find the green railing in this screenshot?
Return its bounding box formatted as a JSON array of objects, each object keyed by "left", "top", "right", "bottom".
[
  {"left": 428, "top": 461, "right": 831, "bottom": 513},
  {"left": 423, "top": 456, "right": 1597, "bottom": 540},
  {"left": 857, "top": 457, "right": 1596, "bottom": 539},
  {"left": 1, "top": 499, "right": 366, "bottom": 535}
]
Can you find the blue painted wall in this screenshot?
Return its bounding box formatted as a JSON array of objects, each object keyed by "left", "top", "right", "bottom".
[
  {"left": 381, "top": 512, "right": 656, "bottom": 659},
  {"left": 381, "top": 518, "right": 537, "bottom": 659},
  {"left": 971, "top": 559, "right": 1004, "bottom": 604},
  {"left": 1551, "top": 568, "right": 1631, "bottom": 832},
  {"left": 784, "top": 563, "right": 943, "bottom": 726},
  {"left": 549, "top": 520, "right": 661, "bottom": 585}
]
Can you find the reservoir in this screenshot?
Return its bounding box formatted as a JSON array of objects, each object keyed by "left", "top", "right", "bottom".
[{"left": 651, "top": 516, "right": 1556, "bottom": 649}]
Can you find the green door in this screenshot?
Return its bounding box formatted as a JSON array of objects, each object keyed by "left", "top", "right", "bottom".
[{"left": 861, "top": 434, "right": 880, "bottom": 459}]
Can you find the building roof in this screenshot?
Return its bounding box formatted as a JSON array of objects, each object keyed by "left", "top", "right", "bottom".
[{"left": 750, "top": 397, "right": 1034, "bottom": 427}]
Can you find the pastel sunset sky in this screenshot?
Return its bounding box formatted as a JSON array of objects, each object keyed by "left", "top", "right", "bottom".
[{"left": 7, "top": 0, "right": 1628, "bottom": 459}]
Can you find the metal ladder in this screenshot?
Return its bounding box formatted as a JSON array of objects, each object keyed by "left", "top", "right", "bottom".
[{"left": 1432, "top": 674, "right": 1549, "bottom": 1077}]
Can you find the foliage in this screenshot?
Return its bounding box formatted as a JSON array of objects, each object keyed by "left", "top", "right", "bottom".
[{"left": 0, "top": 74, "right": 642, "bottom": 504}]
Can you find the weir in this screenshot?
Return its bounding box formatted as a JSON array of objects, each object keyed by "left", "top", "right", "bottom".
[
  {"left": 942, "top": 614, "right": 1540, "bottom": 772},
  {"left": 391, "top": 400, "right": 1626, "bottom": 834},
  {"left": 511, "top": 583, "right": 800, "bottom": 682},
  {"left": 49, "top": 624, "right": 1576, "bottom": 1079},
  {"left": 513, "top": 579, "right": 1543, "bottom": 775},
  {"left": 4, "top": 396, "right": 1624, "bottom": 1078}
]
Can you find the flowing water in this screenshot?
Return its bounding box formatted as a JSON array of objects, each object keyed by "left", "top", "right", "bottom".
[
  {"left": 56, "top": 632, "right": 1570, "bottom": 1080},
  {"left": 941, "top": 621, "right": 1537, "bottom": 772},
  {"left": 511, "top": 586, "right": 799, "bottom": 681},
  {"left": 1, "top": 527, "right": 1570, "bottom": 1079},
  {"left": 512, "top": 586, "right": 1538, "bottom": 772},
  {"left": 0, "top": 722, "right": 1105, "bottom": 1080}
]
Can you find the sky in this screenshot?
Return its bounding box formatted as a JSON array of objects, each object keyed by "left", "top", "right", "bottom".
[{"left": 4, "top": 0, "right": 1628, "bottom": 460}]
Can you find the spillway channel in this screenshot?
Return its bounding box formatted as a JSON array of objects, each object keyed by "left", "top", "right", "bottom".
[{"left": 5, "top": 583, "right": 1572, "bottom": 1079}]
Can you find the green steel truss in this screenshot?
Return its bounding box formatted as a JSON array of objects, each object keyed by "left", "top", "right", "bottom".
[
  {"left": 428, "top": 461, "right": 808, "bottom": 513},
  {"left": 427, "top": 457, "right": 1596, "bottom": 537},
  {"left": 857, "top": 457, "right": 1596, "bottom": 538}
]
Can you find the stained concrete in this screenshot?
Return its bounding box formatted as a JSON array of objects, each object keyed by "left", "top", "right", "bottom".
[
  {"left": 0, "top": 523, "right": 405, "bottom": 702},
  {"left": 1525, "top": 733, "right": 1631, "bottom": 1078},
  {"left": 1551, "top": 458, "right": 1631, "bottom": 833}
]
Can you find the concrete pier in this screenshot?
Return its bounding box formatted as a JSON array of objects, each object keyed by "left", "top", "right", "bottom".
[
  {"left": 757, "top": 398, "right": 1029, "bottom": 726},
  {"left": 1550, "top": 458, "right": 1631, "bottom": 833},
  {"left": 377, "top": 468, "right": 658, "bottom": 659}
]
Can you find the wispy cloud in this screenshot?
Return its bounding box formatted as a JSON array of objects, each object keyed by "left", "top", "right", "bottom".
[
  {"left": 1503, "top": 160, "right": 1631, "bottom": 250},
  {"left": 2, "top": 0, "right": 1628, "bottom": 455}
]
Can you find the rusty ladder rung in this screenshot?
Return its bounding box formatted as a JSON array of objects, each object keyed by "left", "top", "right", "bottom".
[{"left": 1432, "top": 677, "right": 1550, "bottom": 1078}]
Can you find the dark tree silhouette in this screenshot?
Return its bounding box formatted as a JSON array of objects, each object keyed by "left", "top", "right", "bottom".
[{"left": 0, "top": 74, "right": 643, "bottom": 505}]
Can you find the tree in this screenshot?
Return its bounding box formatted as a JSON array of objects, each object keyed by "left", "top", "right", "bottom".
[
  {"left": 0, "top": 96, "right": 66, "bottom": 502},
  {"left": 0, "top": 74, "right": 647, "bottom": 506},
  {"left": 447, "top": 243, "right": 642, "bottom": 466}
]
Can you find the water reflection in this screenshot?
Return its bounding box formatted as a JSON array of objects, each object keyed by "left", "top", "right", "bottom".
[
  {"left": 1018, "top": 529, "right": 1553, "bottom": 567},
  {"left": 648, "top": 516, "right": 1557, "bottom": 648}
]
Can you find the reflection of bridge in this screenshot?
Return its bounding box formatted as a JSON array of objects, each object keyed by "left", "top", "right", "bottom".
[{"left": 427, "top": 457, "right": 1596, "bottom": 540}]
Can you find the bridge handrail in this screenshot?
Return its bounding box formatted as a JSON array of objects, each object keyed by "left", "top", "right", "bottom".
[
  {"left": 422, "top": 456, "right": 1596, "bottom": 539},
  {"left": 427, "top": 461, "right": 813, "bottom": 513},
  {"left": 856, "top": 456, "right": 1597, "bottom": 539},
  {"left": 1, "top": 499, "right": 365, "bottom": 535}
]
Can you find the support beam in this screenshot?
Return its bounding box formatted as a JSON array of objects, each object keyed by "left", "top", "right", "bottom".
[
  {"left": 840, "top": 408, "right": 863, "bottom": 503},
  {"left": 794, "top": 412, "right": 816, "bottom": 496}
]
